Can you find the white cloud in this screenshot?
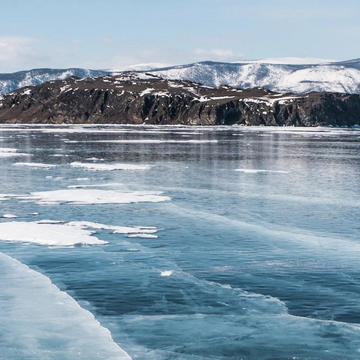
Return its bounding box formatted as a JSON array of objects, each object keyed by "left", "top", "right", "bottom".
[
  {"left": 0, "top": 36, "right": 47, "bottom": 72},
  {"left": 72, "top": 39, "right": 83, "bottom": 45},
  {"left": 194, "top": 48, "right": 245, "bottom": 62},
  {"left": 103, "top": 38, "right": 118, "bottom": 44},
  {"left": 109, "top": 47, "right": 246, "bottom": 70},
  {"left": 110, "top": 48, "right": 181, "bottom": 69},
  {"left": 0, "top": 38, "right": 246, "bottom": 73}
]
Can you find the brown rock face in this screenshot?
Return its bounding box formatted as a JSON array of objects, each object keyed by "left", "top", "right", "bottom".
[{"left": 0, "top": 72, "right": 359, "bottom": 127}]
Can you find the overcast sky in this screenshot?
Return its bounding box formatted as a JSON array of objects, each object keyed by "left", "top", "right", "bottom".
[{"left": 0, "top": 0, "right": 359, "bottom": 72}]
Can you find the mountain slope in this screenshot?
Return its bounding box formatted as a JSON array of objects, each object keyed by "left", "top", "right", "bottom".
[
  {"left": 0, "top": 72, "right": 359, "bottom": 127},
  {"left": 0, "top": 68, "right": 109, "bottom": 95},
  {"left": 148, "top": 59, "right": 360, "bottom": 94},
  {"left": 1, "top": 58, "right": 360, "bottom": 95}
]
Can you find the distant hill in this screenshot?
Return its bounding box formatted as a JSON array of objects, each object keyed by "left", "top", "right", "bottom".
[{"left": 1, "top": 72, "right": 359, "bottom": 127}]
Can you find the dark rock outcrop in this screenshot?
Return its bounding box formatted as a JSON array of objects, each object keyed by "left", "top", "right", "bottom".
[{"left": 0, "top": 72, "right": 359, "bottom": 127}]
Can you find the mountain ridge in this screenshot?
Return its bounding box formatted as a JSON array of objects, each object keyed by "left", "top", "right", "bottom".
[
  {"left": 0, "top": 68, "right": 109, "bottom": 95},
  {"left": 147, "top": 59, "right": 360, "bottom": 94},
  {"left": 2, "top": 57, "right": 360, "bottom": 95}
]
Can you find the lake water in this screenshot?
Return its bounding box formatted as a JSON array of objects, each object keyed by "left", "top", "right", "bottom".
[{"left": 0, "top": 125, "right": 360, "bottom": 359}]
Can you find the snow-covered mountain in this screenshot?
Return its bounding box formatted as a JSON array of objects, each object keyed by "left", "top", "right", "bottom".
[
  {"left": 0, "top": 68, "right": 108, "bottom": 94},
  {"left": 1, "top": 58, "right": 360, "bottom": 95},
  {"left": 232, "top": 57, "right": 336, "bottom": 65},
  {"left": 0, "top": 65, "right": 169, "bottom": 94},
  {"left": 148, "top": 58, "right": 360, "bottom": 94}
]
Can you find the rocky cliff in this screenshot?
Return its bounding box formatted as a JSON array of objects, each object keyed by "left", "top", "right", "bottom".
[{"left": 0, "top": 72, "right": 359, "bottom": 127}]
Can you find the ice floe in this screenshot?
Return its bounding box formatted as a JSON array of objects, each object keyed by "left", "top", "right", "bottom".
[
  {"left": 13, "top": 162, "right": 58, "bottom": 169},
  {"left": 68, "top": 221, "right": 158, "bottom": 236},
  {"left": 2, "top": 214, "right": 18, "bottom": 218},
  {"left": 0, "top": 221, "right": 107, "bottom": 246},
  {"left": 68, "top": 183, "right": 123, "bottom": 189},
  {"left": 2, "top": 214, "right": 17, "bottom": 219},
  {"left": 15, "top": 189, "right": 171, "bottom": 205},
  {"left": 0, "top": 147, "right": 18, "bottom": 153},
  {"left": 0, "top": 194, "right": 16, "bottom": 201},
  {"left": 93, "top": 139, "right": 218, "bottom": 144},
  {"left": 36, "top": 219, "right": 64, "bottom": 224},
  {"left": 160, "top": 270, "right": 174, "bottom": 277},
  {"left": 0, "top": 220, "right": 159, "bottom": 246},
  {"left": 70, "top": 162, "right": 151, "bottom": 171},
  {"left": 0, "top": 148, "right": 28, "bottom": 158},
  {"left": 127, "top": 233, "right": 159, "bottom": 239},
  {"left": 235, "top": 169, "right": 289, "bottom": 174}
]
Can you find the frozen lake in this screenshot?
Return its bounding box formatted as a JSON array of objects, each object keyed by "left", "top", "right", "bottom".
[{"left": 0, "top": 125, "right": 360, "bottom": 359}]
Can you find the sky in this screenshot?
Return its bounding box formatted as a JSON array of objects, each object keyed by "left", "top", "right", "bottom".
[{"left": 0, "top": 0, "right": 359, "bottom": 73}]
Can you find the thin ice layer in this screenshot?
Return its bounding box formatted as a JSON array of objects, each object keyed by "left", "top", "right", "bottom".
[
  {"left": 0, "top": 252, "right": 131, "bottom": 359},
  {"left": 13, "top": 162, "right": 58, "bottom": 168},
  {"left": 70, "top": 162, "right": 151, "bottom": 171}
]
